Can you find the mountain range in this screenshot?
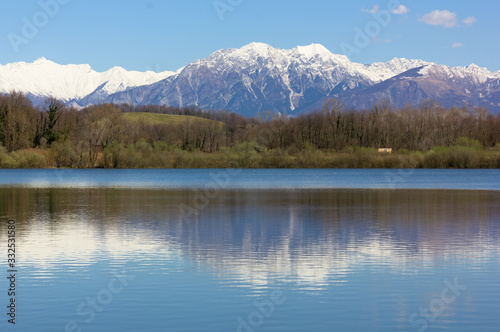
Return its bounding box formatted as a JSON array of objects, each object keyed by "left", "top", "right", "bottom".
[{"left": 1, "top": 43, "right": 499, "bottom": 115}]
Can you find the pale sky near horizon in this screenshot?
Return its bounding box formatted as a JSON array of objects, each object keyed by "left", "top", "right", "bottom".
[{"left": 0, "top": 0, "right": 499, "bottom": 72}]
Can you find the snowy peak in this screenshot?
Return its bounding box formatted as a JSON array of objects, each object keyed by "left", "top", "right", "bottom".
[
  {"left": 207, "top": 43, "right": 350, "bottom": 69},
  {"left": 365, "top": 58, "right": 432, "bottom": 81},
  {"left": 239, "top": 42, "right": 274, "bottom": 54},
  {"left": 0, "top": 59, "right": 176, "bottom": 102},
  {"left": 292, "top": 44, "right": 332, "bottom": 59},
  {"left": 417, "top": 62, "right": 499, "bottom": 85},
  {"left": 101, "top": 43, "right": 444, "bottom": 116},
  {"left": 200, "top": 42, "right": 427, "bottom": 83},
  {"left": 34, "top": 57, "right": 49, "bottom": 63},
  {"left": 98, "top": 66, "right": 174, "bottom": 95}
]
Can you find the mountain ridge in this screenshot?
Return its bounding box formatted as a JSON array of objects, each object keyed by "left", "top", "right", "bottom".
[
  {"left": 1, "top": 43, "right": 499, "bottom": 114},
  {"left": 0, "top": 57, "right": 176, "bottom": 102}
]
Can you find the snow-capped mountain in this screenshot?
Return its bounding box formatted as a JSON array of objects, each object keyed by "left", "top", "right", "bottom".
[
  {"left": 105, "top": 42, "right": 431, "bottom": 115},
  {"left": 338, "top": 63, "right": 500, "bottom": 112},
  {"left": 1, "top": 43, "right": 499, "bottom": 114},
  {"left": 0, "top": 57, "right": 175, "bottom": 105}
]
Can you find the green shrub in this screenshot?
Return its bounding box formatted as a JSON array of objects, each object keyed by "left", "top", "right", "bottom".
[
  {"left": 48, "top": 141, "right": 78, "bottom": 167},
  {"left": 0, "top": 146, "right": 17, "bottom": 168},
  {"left": 448, "top": 147, "right": 480, "bottom": 168},
  {"left": 423, "top": 150, "right": 449, "bottom": 168},
  {"left": 259, "top": 149, "right": 296, "bottom": 168},
  {"left": 454, "top": 137, "right": 482, "bottom": 150},
  {"left": 10, "top": 150, "right": 47, "bottom": 168}
]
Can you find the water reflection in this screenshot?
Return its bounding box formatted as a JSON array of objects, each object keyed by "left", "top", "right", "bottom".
[{"left": 1, "top": 188, "right": 499, "bottom": 290}]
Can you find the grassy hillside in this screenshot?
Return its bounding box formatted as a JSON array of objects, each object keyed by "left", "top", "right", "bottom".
[{"left": 123, "top": 112, "right": 220, "bottom": 126}]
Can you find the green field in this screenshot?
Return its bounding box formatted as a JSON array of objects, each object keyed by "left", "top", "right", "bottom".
[{"left": 123, "top": 112, "right": 220, "bottom": 126}]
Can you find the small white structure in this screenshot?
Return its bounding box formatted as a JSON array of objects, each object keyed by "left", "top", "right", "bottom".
[{"left": 378, "top": 148, "right": 392, "bottom": 154}]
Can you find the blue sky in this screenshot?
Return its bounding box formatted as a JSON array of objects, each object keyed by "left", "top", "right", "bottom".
[{"left": 1, "top": 0, "right": 499, "bottom": 72}]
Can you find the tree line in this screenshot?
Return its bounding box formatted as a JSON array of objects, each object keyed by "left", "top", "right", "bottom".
[{"left": 0, "top": 91, "right": 499, "bottom": 168}]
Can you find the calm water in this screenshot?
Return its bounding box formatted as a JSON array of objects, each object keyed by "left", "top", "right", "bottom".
[
  {"left": 0, "top": 170, "right": 499, "bottom": 331},
  {"left": 0, "top": 168, "right": 499, "bottom": 190}
]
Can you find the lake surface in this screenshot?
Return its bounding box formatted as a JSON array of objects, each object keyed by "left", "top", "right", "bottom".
[
  {"left": 0, "top": 168, "right": 499, "bottom": 190},
  {"left": 0, "top": 169, "right": 499, "bottom": 331}
]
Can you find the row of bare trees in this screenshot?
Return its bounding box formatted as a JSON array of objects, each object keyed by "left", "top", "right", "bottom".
[
  {"left": 1, "top": 93, "right": 499, "bottom": 164},
  {"left": 114, "top": 98, "right": 500, "bottom": 151},
  {"left": 256, "top": 99, "right": 499, "bottom": 151}
]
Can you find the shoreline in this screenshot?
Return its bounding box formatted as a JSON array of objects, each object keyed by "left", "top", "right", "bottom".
[{"left": 1, "top": 148, "right": 500, "bottom": 169}]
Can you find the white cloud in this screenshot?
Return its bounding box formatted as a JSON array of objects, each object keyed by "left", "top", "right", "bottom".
[
  {"left": 419, "top": 10, "right": 459, "bottom": 28},
  {"left": 362, "top": 5, "right": 379, "bottom": 14},
  {"left": 462, "top": 16, "right": 477, "bottom": 26},
  {"left": 392, "top": 5, "right": 409, "bottom": 15},
  {"left": 452, "top": 42, "right": 464, "bottom": 48}
]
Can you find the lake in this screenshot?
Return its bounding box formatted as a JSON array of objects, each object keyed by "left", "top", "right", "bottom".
[
  {"left": 0, "top": 169, "right": 499, "bottom": 331},
  {"left": 0, "top": 168, "right": 499, "bottom": 190}
]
